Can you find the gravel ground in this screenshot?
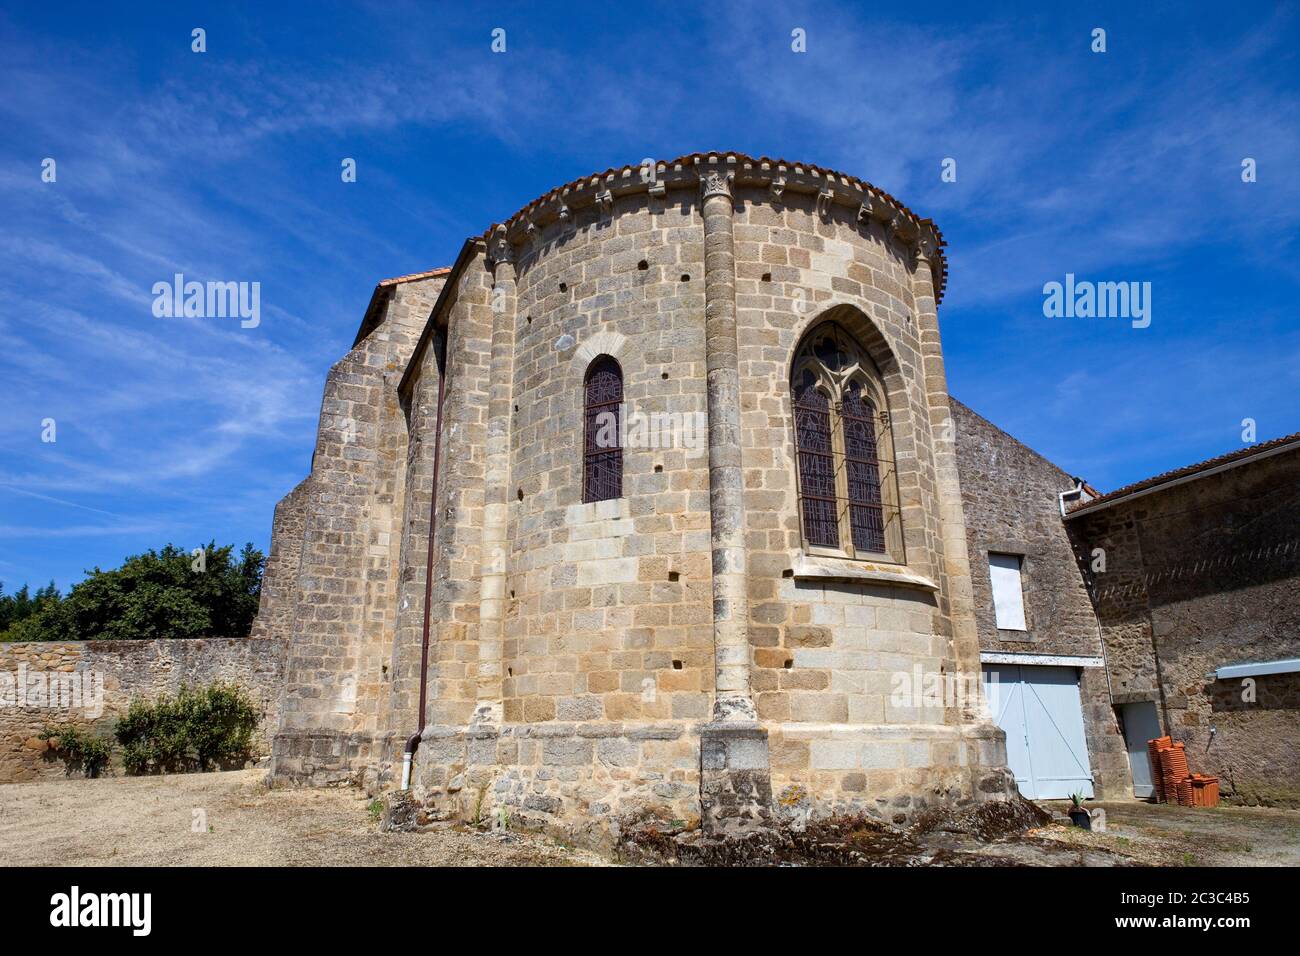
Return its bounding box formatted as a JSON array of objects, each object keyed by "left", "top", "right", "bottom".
[
  {"left": 0, "top": 769, "right": 604, "bottom": 867},
  {"left": 2, "top": 771, "right": 1295, "bottom": 867},
  {"left": 1030, "top": 800, "right": 1300, "bottom": 867}
]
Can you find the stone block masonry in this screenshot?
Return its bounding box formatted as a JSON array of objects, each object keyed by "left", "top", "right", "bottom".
[
  {"left": 952, "top": 399, "right": 1132, "bottom": 799},
  {"left": 1066, "top": 443, "right": 1300, "bottom": 807},
  {"left": 266, "top": 152, "right": 1017, "bottom": 835},
  {"left": 0, "top": 638, "right": 281, "bottom": 783}
]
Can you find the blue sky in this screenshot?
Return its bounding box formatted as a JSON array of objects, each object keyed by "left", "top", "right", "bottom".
[{"left": 1, "top": 1, "right": 1297, "bottom": 591}]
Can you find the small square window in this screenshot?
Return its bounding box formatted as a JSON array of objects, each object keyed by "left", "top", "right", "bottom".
[{"left": 988, "top": 553, "right": 1027, "bottom": 631}]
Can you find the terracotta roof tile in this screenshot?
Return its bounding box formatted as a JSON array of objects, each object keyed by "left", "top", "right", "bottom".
[
  {"left": 1068, "top": 431, "right": 1300, "bottom": 515},
  {"left": 377, "top": 267, "right": 452, "bottom": 288},
  {"left": 478, "top": 151, "right": 949, "bottom": 303}
]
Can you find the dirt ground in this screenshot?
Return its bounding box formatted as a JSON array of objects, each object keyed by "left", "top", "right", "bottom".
[
  {"left": 1030, "top": 800, "right": 1300, "bottom": 867},
  {"left": 2, "top": 770, "right": 1297, "bottom": 867},
  {"left": 0, "top": 769, "right": 605, "bottom": 867}
]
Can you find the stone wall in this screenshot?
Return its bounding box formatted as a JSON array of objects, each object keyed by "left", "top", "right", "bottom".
[
  {"left": 396, "top": 157, "right": 1014, "bottom": 833},
  {"left": 269, "top": 273, "right": 446, "bottom": 787},
  {"left": 951, "top": 399, "right": 1131, "bottom": 798},
  {"left": 1067, "top": 445, "right": 1300, "bottom": 806},
  {"left": 0, "top": 637, "right": 281, "bottom": 783}
]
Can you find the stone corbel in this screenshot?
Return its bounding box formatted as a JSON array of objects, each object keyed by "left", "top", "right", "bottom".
[
  {"left": 857, "top": 198, "right": 878, "bottom": 230},
  {"left": 816, "top": 181, "right": 834, "bottom": 219},
  {"left": 769, "top": 176, "right": 786, "bottom": 202},
  {"left": 557, "top": 199, "right": 571, "bottom": 223},
  {"left": 913, "top": 233, "right": 935, "bottom": 266},
  {"left": 524, "top": 217, "right": 539, "bottom": 240},
  {"left": 596, "top": 187, "right": 614, "bottom": 214},
  {"left": 488, "top": 224, "right": 513, "bottom": 267},
  {"left": 885, "top": 213, "right": 904, "bottom": 243},
  {"left": 648, "top": 179, "right": 667, "bottom": 199}
]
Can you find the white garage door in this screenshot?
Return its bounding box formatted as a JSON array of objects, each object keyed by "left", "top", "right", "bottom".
[{"left": 982, "top": 664, "right": 1094, "bottom": 800}]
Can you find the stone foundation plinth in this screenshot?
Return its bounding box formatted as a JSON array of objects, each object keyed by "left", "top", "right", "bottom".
[
  {"left": 408, "top": 717, "right": 1013, "bottom": 842},
  {"left": 769, "top": 721, "right": 1016, "bottom": 825},
  {"left": 271, "top": 729, "right": 398, "bottom": 789}
]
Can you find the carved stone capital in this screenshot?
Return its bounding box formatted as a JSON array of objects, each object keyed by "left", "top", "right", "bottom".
[{"left": 699, "top": 168, "right": 734, "bottom": 201}]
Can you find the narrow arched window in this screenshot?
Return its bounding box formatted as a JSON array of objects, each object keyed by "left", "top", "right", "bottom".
[
  {"left": 791, "top": 322, "right": 902, "bottom": 562},
  {"left": 793, "top": 372, "right": 838, "bottom": 548},
  {"left": 583, "top": 356, "right": 623, "bottom": 502}
]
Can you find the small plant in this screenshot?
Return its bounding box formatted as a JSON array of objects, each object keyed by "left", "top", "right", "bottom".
[
  {"left": 115, "top": 682, "right": 260, "bottom": 775},
  {"left": 368, "top": 799, "right": 384, "bottom": 823},
  {"left": 495, "top": 804, "right": 511, "bottom": 831},
  {"left": 39, "top": 724, "right": 113, "bottom": 778},
  {"left": 1069, "top": 791, "right": 1086, "bottom": 808},
  {"left": 471, "top": 785, "right": 488, "bottom": 828}
]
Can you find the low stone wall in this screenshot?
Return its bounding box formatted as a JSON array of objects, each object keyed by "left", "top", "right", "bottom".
[{"left": 0, "top": 638, "right": 282, "bottom": 783}]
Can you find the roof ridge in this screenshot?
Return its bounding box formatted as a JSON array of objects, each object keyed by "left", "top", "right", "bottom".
[{"left": 377, "top": 266, "right": 453, "bottom": 288}]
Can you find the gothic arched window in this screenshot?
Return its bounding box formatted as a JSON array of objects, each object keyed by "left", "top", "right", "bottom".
[
  {"left": 583, "top": 356, "right": 623, "bottom": 502},
  {"left": 791, "top": 323, "right": 902, "bottom": 562}
]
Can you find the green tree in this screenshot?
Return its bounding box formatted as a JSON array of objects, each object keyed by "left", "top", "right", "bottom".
[
  {"left": 0, "top": 580, "right": 61, "bottom": 632},
  {"left": 0, "top": 543, "right": 263, "bottom": 642}
]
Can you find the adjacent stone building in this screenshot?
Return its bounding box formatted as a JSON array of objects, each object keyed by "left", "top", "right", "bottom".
[
  {"left": 952, "top": 400, "right": 1131, "bottom": 800},
  {"left": 259, "top": 152, "right": 1017, "bottom": 835},
  {"left": 1065, "top": 434, "right": 1300, "bottom": 807},
  {"left": 949, "top": 398, "right": 1299, "bottom": 809}
]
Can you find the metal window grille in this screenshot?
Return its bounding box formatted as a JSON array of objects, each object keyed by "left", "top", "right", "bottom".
[
  {"left": 583, "top": 357, "right": 623, "bottom": 502},
  {"left": 794, "top": 384, "right": 839, "bottom": 548},
  {"left": 842, "top": 386, "right": 886, "bottom": 554},
  {"left": 791, "top": 323, "right": 902, "bottom": 561}
]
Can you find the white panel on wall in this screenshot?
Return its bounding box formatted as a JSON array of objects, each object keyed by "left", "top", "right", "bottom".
[{"left": 989, "top": 552, "right": 1027, "bottom": 631}]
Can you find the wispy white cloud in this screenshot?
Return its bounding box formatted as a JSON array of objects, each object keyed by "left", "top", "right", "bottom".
[{"left": 0, "top": 0, "right": 1295, "bottom": 589}]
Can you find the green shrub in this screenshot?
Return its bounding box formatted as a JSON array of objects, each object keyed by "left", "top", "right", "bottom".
[
  {"left": 39, "top": 724, "right": 114, "bottom": 777},
  {"left": 115, "top": 683, "right": 261, "bottom": 775}
]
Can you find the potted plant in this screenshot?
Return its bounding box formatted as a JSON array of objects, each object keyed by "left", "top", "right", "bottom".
[{"left": 1067, "top": 792, "right": 1092, "bottom": 830}]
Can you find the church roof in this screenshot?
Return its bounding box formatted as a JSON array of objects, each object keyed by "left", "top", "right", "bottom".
[
  {"left": 478, "top": 151, "right": 949, "bottom": 303},
  {"left": 377, "top": 267, "right": 452, "bottom": 287}
]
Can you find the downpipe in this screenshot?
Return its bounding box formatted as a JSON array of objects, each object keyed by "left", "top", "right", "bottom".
[
  {"left": 401, "top": 732, "right": 420, "bottom": 790},
  {"left": 403, "top": 332, "right": 448, "bottom": 789}
]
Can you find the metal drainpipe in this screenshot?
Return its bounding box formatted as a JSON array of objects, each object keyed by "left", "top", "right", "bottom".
[{"left": 402, "top": 334, "right": 448, "bottom": 790}]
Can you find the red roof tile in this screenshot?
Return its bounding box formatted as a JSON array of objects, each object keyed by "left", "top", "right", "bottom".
[
  {"left": 1067, "top": 431, "right": 1300, "bottom": 516},
  {"left": 479, "top": 151, "right": 949, "bottom": 303}
]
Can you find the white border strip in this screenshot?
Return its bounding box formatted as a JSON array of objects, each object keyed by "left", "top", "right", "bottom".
[
  {"left": 980, "top": 652, "right": 1105, "bottom": 668},
  {"left": 1213, "top": 658, "right": 1300, "bottom": 680}
]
